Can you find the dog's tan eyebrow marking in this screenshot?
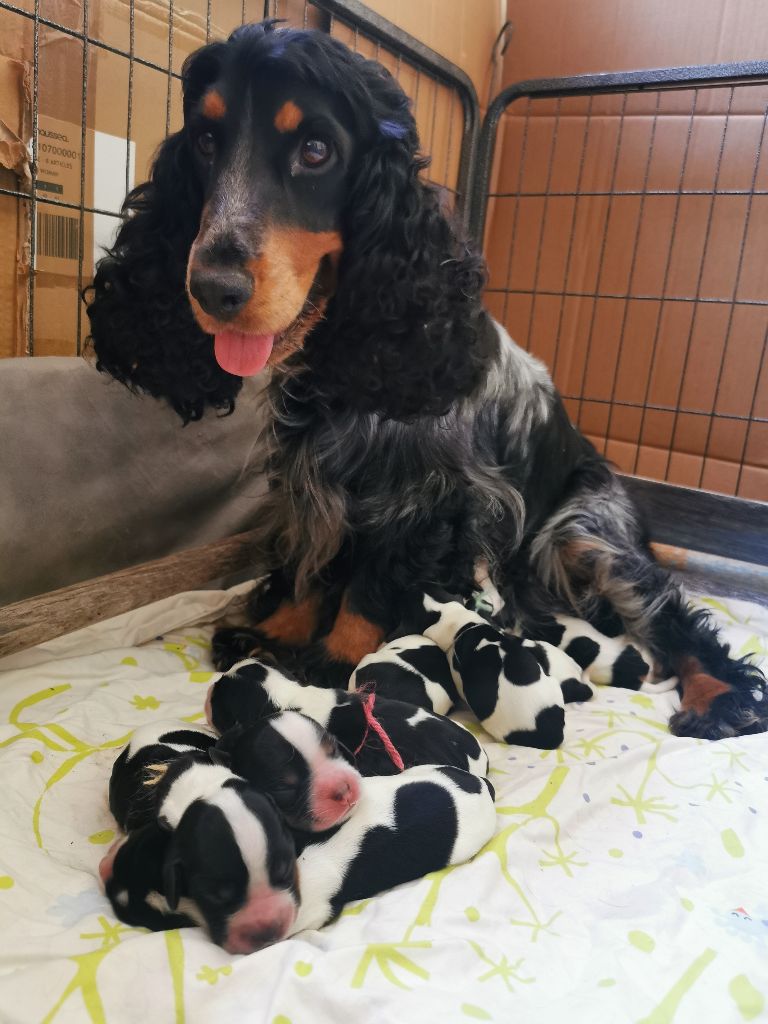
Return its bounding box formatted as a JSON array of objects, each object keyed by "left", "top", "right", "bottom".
[
  {"left": 274, "top": 100, "right": 303, "bottom": 133},
  {"left": 202, "top": 90, "right": 226, "bottom": 120}
]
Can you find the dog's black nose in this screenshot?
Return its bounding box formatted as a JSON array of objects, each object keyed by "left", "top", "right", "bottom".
[{"left": 189, "top": 267, "right": 253, "bottom": 320}]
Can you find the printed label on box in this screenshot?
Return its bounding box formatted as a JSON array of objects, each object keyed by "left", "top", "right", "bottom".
[
  {"left": 34, "top": 114, "right": 135, "bottom": 276},
  {"left": 35, "top": 115, "right": 83, "bottom": 275}
]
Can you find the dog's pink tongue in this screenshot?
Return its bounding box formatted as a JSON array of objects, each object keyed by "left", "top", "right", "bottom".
[{"left": 214, "top": 332, "right": 274, "bottom": 377}]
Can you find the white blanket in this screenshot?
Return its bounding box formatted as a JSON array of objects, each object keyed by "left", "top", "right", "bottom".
[{"left": 0, "top": 588, "right": 766, "bottom": 1024}]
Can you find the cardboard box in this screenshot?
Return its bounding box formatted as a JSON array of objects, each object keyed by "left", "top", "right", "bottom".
[
  {"left": 0, "top": 53, "right": 30, "bottom": 358},
  {"left": 0, "top": 0, "right": 264, "bottom": 357},
  {"left": 363, "top": 0, "right": 505, "bottom": 106}
]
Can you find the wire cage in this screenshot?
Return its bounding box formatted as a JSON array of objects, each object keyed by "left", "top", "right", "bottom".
[
  {"left": 470, "top": 65, "right": 768, "bottom": 507},
  {"left": 0, "top": 0, "right": 476, "bottom": 359},
  {"left": 0, "top": 0, "right": 766, "bottom": 521}
]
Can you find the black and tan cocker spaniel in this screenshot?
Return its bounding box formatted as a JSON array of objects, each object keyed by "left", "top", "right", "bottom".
[{"left": 86, "top": 20, "right": 766, "bottom": 740}]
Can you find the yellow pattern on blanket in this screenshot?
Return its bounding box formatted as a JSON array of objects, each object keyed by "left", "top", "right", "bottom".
[{"left": 0, "top": 590, "right": 766, "bottom": 1024}]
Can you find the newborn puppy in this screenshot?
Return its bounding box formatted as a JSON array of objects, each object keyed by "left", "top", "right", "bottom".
[
  {"left": 395, "top": 589, "right": 585, "bottom": 747},
  {"left": 292, "top": 764, "right": 497, "bottom": 933},
  {"left": 156, "top": 755, "right": 299, "bottom": 954},
  {"left": 472, "top": 564, "right": 673, "bottom": 693},
  {"left": 206, "top": 659, "right": 488, "bottom": 778},
  {"left": 211, "top": 711, "right": 362, "bottom": 832},
  {"left": 102, "top": 764, "right": 496, "bottom": 951},
  {"left": 103, "top": 752, "right": 300, "bottom": 953},
  {"left": 109, "top": 720, "right": 216, "bottom": 831},
  {"left": 522, "top": 613, "right": 671, "bottom": 691},
  {"left": 350, "top": 635, "right": 459, "bottom": 715}
]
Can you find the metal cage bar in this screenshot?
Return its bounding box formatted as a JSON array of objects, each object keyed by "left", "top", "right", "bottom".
[
  {"left": 470, "top": 60, "right": 768, "bottom": 512},
  {"left": 470, "top": 61, "right": 768, "bottom": 238},
  {"left": 0, "top": 0, "right": 478, "bottom": 360},
  {"left": 313, "top": 0, "right": 479, "bottom": 224}
]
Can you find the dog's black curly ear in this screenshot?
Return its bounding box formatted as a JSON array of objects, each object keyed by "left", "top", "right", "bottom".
[
  {"left": 307, "top": 60, "right": 493, "bottom": 421},
  {"left": 84, "top": 42, "right": 241, "bottom": 423}
]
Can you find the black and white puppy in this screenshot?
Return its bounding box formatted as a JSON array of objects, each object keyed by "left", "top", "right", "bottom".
[
  {"left": 156, "top": 754, "right": 299, "bottom": 953},
  {"left": 350, "top": 635, "right": 459, "bottom": 715},
  {"left": 109, "top": 721, "right": 216, "bottom": 831},
  {"left": 110, "top": 715, "right": 360, "bottom": 837},
  {"left": 211, "top": 710, "right": 362, "bottom": 832},
  {"left": 101, "top": 754, "right": 299, "bottom": 953},
  {"left": 292, "top": 764, "right": 496, "bottom": 933},
  {"left": 523, "top": 613, "right": 677, "bottom": 692},
  {"left": 395, "top": 591, "right": 591, "bottom": 748},
  {"left": 205, "top": 658, "right": 488, "bottom": 778},
  {"left": 473, "top": 562, "right": 674, "bottom": 693},
  {"left": 101, "top": 763, "right": 496, "bottom": 950}
]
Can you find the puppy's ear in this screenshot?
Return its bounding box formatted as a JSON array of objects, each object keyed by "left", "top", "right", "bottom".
[
  {"left": 208, "top": 745, "right": 232, "bottom": 769},
  {"left": 308, "top": 60, "right": 491, "bottom": 421},
  {"left": 84, "top": 41, "right": 241, "bottom": 423},
  {"left": 327, "top": 699, "right": 367, "bottom": 755},
  {"left": 163, "top": 840, "right": 185, "bottom": 912}
]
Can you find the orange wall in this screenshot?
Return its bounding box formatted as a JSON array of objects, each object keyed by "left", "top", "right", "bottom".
[
  {"left": 503, "top": 0, "right": 768, "bottom": 83},
  {"left": 481, "top": 0, "right": 768, "bottom": 499}
]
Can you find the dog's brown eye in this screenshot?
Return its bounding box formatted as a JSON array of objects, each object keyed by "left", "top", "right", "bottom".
[
  {"left": 196, "top": 132, "right": 216, "bottom": 159},
  {"left": 300, "top": 138, "right": 330, "bottom": 168}
]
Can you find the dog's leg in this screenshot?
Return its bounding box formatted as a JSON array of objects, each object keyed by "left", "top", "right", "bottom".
[
  {"left": 212, "top": 569, "right": 327, "bottom": 672},
  {"left": 312, "top": 587, "right": 386, "bottom": 689},
  {"left": 527, "top": 471, "right": 767, "bottom": 740}
]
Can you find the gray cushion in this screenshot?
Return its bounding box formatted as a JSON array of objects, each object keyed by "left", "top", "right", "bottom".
[{"left": 1, "top": 356, "right": 267, "bottom": 604}]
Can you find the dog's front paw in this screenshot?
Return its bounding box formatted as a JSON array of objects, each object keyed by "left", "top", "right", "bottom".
[
  {"left": 669, "top": 656, "right": 767, "bottom": 739},
  {"left": 211, "top": 627, "right": 264, "bottom": 672}
]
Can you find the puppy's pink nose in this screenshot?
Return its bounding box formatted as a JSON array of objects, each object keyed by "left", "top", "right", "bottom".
[
  {"left": 204, "top": 683, "right": 215, "bottom": 727},
  {"left": 224, "top": 897, "right": 295, "bottom": 954},
  {"left": 98, "top": 855, "right": 113, "bottom": 883},
  {"left": 312, "top": 767, "right": 361, "bottom": 829},
  {"left": 332, "top": 780, "right": 351, "bottom": 802},
  {"left": 98, "top": 837, "right": 124, "bottom": 885},
  {"left": 325, "top": 770, "right": 361, "bottom": 809},
  {"left": 343, "top": 772, "right": 361, "bottom": 808}
]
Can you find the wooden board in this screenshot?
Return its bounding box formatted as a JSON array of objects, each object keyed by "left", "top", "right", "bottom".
[
  {"left": 0, "top": 529, "right": 261, "bottom": 658},
  {"left": 623, "top": 477, "right": 768, "bottom": 567}
]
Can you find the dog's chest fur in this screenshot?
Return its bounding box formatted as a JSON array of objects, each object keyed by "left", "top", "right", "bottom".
[{"left": 258, "top": 322, "right": 581, "bottom": 591}]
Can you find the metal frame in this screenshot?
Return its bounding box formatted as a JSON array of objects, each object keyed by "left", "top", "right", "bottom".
[
  {"left": 469, "top": 60, "right": 768, "bottom": 240},
  {"left": 469, "top": 60, "right": 768, "bottom": 541},
  {"left": 0, "top": 0, "right": 479, "bottom": 357},
  {"left": 310, "top": 0, "right": 479, "bottom": 226}
]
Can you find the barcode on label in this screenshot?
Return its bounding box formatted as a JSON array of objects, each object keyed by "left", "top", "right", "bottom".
[{"left": 37, "top": 214, "right": 79, "bottom": 261}]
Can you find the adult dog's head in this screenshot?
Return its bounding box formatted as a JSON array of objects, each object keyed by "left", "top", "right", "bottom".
[{"left": 86, "top": 20, "right": 489, "bottom": 421}]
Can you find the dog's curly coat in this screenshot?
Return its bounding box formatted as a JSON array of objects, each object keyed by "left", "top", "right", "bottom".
[{"left": 86, "top": 20, "right": 767, "bottom": 740}]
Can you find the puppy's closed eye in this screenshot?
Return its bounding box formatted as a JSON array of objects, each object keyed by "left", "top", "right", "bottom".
[
  {"left": 272, "top": 855, "right": 294, "bottom": 886},
  {"left": 270, "top": 775, "right": 300, "bottom": 809},
  {"left": 203, "top": 882, "right": 238, "bottom": 907}
]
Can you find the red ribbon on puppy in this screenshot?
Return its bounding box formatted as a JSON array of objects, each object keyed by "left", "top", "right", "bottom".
[{"left": 353, "top": 686, "right": 405, "bottom": 772}]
